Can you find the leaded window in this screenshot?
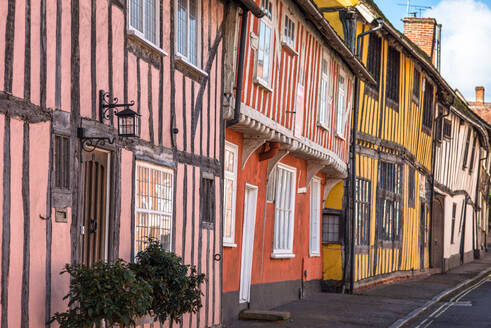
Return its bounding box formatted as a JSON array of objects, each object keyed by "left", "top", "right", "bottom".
[
  {"left": 367, "top": 33, "right": 381, "bottom": 86},
  {"left": 54, "top": 135, "right": 70, "bottom": 189},
  {"left": 376, "top": 162, "right": 402, "bottom": 242},
  {"left": 386, "top": 46, "right": 400, "bottom": 105},
  {"left": 422, "top": 80, "right": 434, "bottom": 130},
  {"left": 283, "top": 15, "right": 295, "bottom": 49},
  {"left": 355, "top": 178, "right": 370, "bottom": 245},
  {"left": 129, "top": 0, "right": 160, "bottom": 46},
  {"left": 256, "top": 0, "right": 273, "bottom": 85},
  {"left": 135, "top": 162, "right": 173, "bottom": 252},
  {"left": 177, "top": 0, "right": 199, "bottom": 65}
]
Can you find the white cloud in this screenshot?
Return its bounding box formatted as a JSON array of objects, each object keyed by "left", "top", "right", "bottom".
[{"left": 425, "top": 0, "right": 491, "bottom": 101}]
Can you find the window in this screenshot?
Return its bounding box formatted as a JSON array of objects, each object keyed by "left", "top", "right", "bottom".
[
  {"left": 441, "top": 119, "right": 451, "bottom": 139},
  {"left": 355, "top": 178, "right": 370, "bottom": 245},
  {"left": 223, "top": 142, "right": 238, "bottom": 246},
  {"left": 177, "top": 0, "right": 199, "bottom": 65},
  {"left": 422, "top": 80, "right": 434, "bottom": 130},
  {"left": 386, "top": 46, "right": 400, "bottom": 105},
  {"left": 335, "top": 74, "right": 346, "bottom": 137},
  {"left": 450, "top": 202, "right": 457, "bottom": 244},
  {"left": 54, "top": 135, "right": 70, "bottom": 189},
  {"left": 135, "top": 162, "right": 173, "bottom": 252},
  {"left": 376, "top": 162, "right": 402, "bottom": 242},
  {"left": 469, "top": 135, "right": 477, "bottom": 173},
  {"left": 283, "top": 15, "right": 295, "bottom": 49},
  {"left": 129, "top": 0, "right": 160, "bottom": 46},
  {"left": 322, "top": 215, "right": 340, "bottom": 243},
  {"left": 201, "top": 174, "right": 216, "bottom": 226},
  {"left": 462, "top": 128, "right": 471, "bottom": 169},
  {"left": 256, "top": 0, "right": 273, "bottom": 85},
  {"left": 367, "top": 33, "right": 381, "bottom": 86},
  {"left": 413, "top": 69, "right": 420, "bottom": 101},
  {"left": 408, "top": 167, "right": 415, "bottom": 208},
  {"left": 272, "top": 164, "right": 296, "bottom": 258},
  {"left": 309, "top": 178, "right": 321, "bottom": 256},
  {"left": 318, "top": 55, "right": 331, "bottom": 128}
]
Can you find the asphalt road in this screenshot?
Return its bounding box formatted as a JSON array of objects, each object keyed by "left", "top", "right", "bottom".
[{"left": 411, "top": 274, "right": 491, "bottom": 328}]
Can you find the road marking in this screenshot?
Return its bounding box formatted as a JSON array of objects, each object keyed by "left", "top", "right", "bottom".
[{"left": 414, "top": 277, "right": 489, "bottom": 328}]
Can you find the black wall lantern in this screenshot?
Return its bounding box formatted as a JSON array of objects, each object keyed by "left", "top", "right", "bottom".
[{"left": 78, "top": 90, "right": 140, "bottom": 152}]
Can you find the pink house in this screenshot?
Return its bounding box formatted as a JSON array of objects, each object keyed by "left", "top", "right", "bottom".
[{"left": 0, "top": 0, "right": 229, "bottom": 326}]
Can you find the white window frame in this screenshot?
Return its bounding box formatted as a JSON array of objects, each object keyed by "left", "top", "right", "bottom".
[
  {"left": 335, "top": 71, "right": 347, "bottom": 138},
  {"left": 282, "top": 14, "right": 296, "bottom": 54},
  {"left": 134, "top": 161, "right": 174, "bottom": 254},
  {"left": 271, "top": 163, "right": 296, "bottom": 259},
  {"left": 318, "top": 51, "right": 332, "bottom": 130},
  {"left": 176, "top": 0, "right": 201, "bottom": 67},
  {"left": 223, "top": 142, "right": 238, "bottom": 247},
  {"left": 309, "top": 177, "right": 321, "bottom": 257},
  {"left": 128, "top": 0, "right": 162, "bottom": 50},
  {"left": 255, "top": 0, "right": 274, "bottom": 88}
]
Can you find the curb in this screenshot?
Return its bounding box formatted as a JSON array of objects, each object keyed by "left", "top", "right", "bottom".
[{"left": 389, "top": 265, "right": 491, "bottom": 328}]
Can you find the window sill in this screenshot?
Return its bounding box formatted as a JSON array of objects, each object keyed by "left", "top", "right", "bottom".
[
  {"left": 175, "top": 54, "right": 208, "bottom": 80},
  {"left": 386, "top": 97, "right": 399, "bottom": 112},
  {"left": 309, "top": 252, "right": 320, "bottom": 258},
  {"left": 281, "top": 41, "right": 298, "bottom": 56},
  {"left": 271, "top": 252, "right": 295, "bottom": 259},
  {"left": 412, "top": 95, "right": 419, "bottom": 105},
  {"left": 335, "top": 132, "right": 346, "bottom": 140},
  {"left": 254, "top": 77, "right": 273, "bottom": 93},
  {"left": 223, "top": 242, "right": 237, "bottom": 248},
  {"left": 365, "top": 84, "right": 379, "bottom": 99},
  {"left": 421, "top": 126, "right": 432, "bottom": 136},
  {"left": 317, "top": 121, "right": 329, "bottom": 131},
  {"left": 127, "top": 29, "right": 168, "bottom": 57}
]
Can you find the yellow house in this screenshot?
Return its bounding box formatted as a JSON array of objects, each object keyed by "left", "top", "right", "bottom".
[{"left": 316, "top": 0, "right": 456, "bottom": 290}]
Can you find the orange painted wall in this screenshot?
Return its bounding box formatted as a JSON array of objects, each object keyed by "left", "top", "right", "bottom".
[{"left": 223, "top": 129, "right": 324, "bottom": 293}]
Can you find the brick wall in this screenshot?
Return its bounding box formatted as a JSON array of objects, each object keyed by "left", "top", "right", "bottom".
[{"left": 403, "top": 17, "right": 437, "bottom": 65}]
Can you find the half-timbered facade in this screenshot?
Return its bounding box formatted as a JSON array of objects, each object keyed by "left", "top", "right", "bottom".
[
  {"left": 433, "top": 95, "right": 489, "bottom": 272},
  {"left": 221, "top": 0, "right": 373, "bottom": 321},
  {"left": 313, "top": 0, "right": 480, "bottom": 290},
  {"left": 0, "top": 0, "right": 226, "bottom": 326}
]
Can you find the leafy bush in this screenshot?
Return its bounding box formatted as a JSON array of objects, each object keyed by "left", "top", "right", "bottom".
[
  {"left": 49, "top": 259, "right": 152, "bottom": 328},
  {"left": 130, "top": 239, "right": 205, "bottom": 324}
]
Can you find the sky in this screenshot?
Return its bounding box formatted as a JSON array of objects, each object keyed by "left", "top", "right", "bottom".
[{"left": 373, "top": 0, "right": 491, "bottom": 102}]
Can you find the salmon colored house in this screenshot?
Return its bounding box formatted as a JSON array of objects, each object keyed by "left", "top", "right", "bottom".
[
  {"left": 0, "top": 0, "right": 229, "bottom": 326},
  {"left": 220, "top": 0, "right": 374, "bottom": 321}
]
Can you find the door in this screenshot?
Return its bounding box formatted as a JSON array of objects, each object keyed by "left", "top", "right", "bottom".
[
  {"left": 81, "top": 150, "right": 110, "bottom": 266},
  {"left": 431, "top": 196, "right": 444, "bottom": 270},
  {"left": 239, "top": 184, "right": 258, "bottom": 303}
]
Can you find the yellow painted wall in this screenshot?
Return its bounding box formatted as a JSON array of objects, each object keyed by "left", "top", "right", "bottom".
[
  {"left": 322, "top": 244, "right": 343, "bottom": 280},
  {"left": 325, "top": 181, "right": 344, "bottom": 210}
]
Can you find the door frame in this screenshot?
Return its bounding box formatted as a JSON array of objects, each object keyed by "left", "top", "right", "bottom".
[{"left": 239, "top": 183, "right": 258, "bottom": 304}]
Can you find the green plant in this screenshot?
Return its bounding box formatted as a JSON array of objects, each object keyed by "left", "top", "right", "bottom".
[
  {"left": 130, "top": 239, "right": 205, "bottom": 324},
  {"left": 50, "top": 259, "right": 152, "bottom": 328}
]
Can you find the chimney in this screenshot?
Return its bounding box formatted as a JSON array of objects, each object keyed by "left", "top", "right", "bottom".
[
  {"left": 403, "top": 17, "right": 438, "bottom": 66},
  {"left": 476, "top": 86, "right": 485, "bottom": 105}
]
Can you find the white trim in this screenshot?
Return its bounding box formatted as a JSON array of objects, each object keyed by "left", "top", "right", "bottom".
[
  {"left": 127, "top": 29, "right": 168, "bottom": 56},
  {"left": 134, "top": 160, "right": 174, "bottom": 254},
  {"left": 271, "top": 163, "right": 296, "bottom": 259},
  {"left": 254, "top": 6, "right": 274, "bottom": 87},
  {"left": 127, "top": 0, "right": 161, "bottom": 48},
  {"left": 223, "top": 142, "right": 238, "bottom": 246},
  {"left": 318, "top": 50, "right": 331, "bottom": 129},
  {"left": 175, "top": 0, "right": 202, "bottom": 67},
  {"left": 309, "top": 177, "right": 321, "bottom": 257},
  {"left": 335, "top": 71, "right": 346, "bottom": 138}
]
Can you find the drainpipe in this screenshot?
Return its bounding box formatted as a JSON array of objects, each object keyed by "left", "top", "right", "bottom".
[
  {"left": 227, "top": 7, "right": 249, "bottom": 127},
  {"left": 347, "top": 19, "right": 383, "bottom": 294},
  {"left": 429, "top": 106, "right": 451, "bottom": 268}
]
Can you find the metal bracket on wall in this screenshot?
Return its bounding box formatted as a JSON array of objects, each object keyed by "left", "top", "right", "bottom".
[{"left": 77, "top": 127, "right": 114, "bottom": 153}]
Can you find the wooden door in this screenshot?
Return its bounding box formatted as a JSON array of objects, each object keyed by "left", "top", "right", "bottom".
[
  {"left": 239, "top": 184, "right": 258, "bottom": 304},
  {"left": 431, "top": 196, "right": 444, "bottom": 270},
  {"left": 81, "top": 150, "right": 109, "bottom": 266}
]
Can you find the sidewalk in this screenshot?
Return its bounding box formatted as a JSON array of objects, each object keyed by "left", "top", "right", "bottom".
[{"left": 225, "top": 252, "right": 491, "bottom": 328}]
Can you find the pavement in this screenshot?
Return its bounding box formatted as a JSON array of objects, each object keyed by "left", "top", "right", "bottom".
[{"left": 225, "top": 251, "right": 491, "bottom": 328}]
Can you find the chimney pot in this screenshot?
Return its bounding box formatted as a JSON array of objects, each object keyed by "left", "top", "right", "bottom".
[{"left": 476, "top": 86, "right": 485, "bottom": 105}]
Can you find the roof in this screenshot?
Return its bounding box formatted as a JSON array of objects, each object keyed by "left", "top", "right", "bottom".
[{"left": 295, "top": 0, "right": 376, "bottom": 85}]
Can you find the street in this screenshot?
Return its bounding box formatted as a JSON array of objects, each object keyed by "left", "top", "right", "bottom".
[{"left": 410, "top": 275, "right": 491, "bottom": 328}]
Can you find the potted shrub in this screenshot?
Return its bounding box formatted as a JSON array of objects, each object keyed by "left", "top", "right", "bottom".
[
  {"left": 130, "top": 239, "right": 205, "bottom": 325},
  {"left": 50, "top": 259, "right": 152, "bottom": 328}
]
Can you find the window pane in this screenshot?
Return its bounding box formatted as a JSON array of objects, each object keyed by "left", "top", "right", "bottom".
[
  {"left": 177, "top": 0, "right": 187, "bottom": 56},
  {"left": 130, "top": 0, "right": 143, "bottom": 32},
  {"left": 144, "top": 0, "right": 156, "bottom": 44},
  {"left": 189, "top": 0, "right": 198, "bottom": 65}
]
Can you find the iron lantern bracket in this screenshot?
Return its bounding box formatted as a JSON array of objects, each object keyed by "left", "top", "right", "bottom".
[
  {"left": 99, "top": 89, "right": 136, "bottom": 123},
  {"left": 77, "top": 127, "right": 115, "bottom": 153}
]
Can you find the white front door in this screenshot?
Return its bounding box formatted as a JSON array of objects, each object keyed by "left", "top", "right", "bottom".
[{"left": 239, "top": 184, "right": 258, "bottom": 303}]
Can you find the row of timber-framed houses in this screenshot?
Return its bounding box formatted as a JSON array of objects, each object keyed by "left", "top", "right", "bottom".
[
  {"left": 315, "top": 0, "right": 490, "bottom": 292},
  {"left": 0, "top": 0, "right": 490, "bottom": 326},
  {"left": 220, "top": 0, "right": 374, "bottom": 321}
]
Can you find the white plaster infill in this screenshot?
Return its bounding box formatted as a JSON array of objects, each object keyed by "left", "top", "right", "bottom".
[{"left": 226, "top": 101, "right": 348, "bottom": 178}]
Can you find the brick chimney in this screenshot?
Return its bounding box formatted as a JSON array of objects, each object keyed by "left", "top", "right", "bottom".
[
  {"left": 403, "top": 17, "right": 437, "bottom": 65},
  {"left": 476, "top": 86, "right": 485, "bottom": 105}
]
